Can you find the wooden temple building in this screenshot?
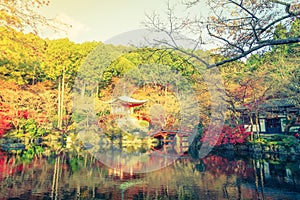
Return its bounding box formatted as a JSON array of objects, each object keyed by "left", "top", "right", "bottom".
[
  {"left": 238, "top": 98, "right": 300, "bottom": 134},
  {"left": 109, "top": 95, "right": 148, "bottom": 115}
]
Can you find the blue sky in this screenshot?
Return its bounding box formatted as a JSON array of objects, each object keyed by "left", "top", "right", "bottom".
[{"left": 39, "top": 0, "right": 170, "bottom": 43}]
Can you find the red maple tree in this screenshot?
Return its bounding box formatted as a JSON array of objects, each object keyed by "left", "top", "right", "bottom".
[{"left": 201, "top": 125, "right": 251, "bottom": 146}]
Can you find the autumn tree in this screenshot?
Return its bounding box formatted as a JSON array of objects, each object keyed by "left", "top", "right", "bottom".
[
  {"left": 144, "top": 0, "right": 300, "bottom": 68},
  {"left": 268, "top": 18, "right": 300, "bottom": 101},
  {"left": 0, "top": 0, "right": 66, "bottom": 35},
  {"left": 0, "top": 26, "right": 47, "bottom": 84},
  {"left": 220, "top": 18, "right": 299, "bottom": 138},
  {"left": 43, "top": 39, "right": 97, "bottom": 129}
]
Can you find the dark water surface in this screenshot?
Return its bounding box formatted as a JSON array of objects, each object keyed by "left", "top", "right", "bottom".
[{"left": 1, "top": 148, "right": 300, "bottom": 200}]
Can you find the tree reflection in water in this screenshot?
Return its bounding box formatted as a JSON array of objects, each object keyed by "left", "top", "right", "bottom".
[{"left": 1, "top": 149, "right": 300, "bottom": 199}]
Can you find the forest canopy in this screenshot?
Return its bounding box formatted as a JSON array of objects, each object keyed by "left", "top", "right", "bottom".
[{"left": 0, "top": 0, "right": 299, "bottom": 146}]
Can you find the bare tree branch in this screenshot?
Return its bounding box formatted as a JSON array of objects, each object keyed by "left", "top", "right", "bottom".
[
  {"left": 228, "top": 0, "right": 259, "bottom": 20},
  {"left": 206, "top": 25, "right": 245, "bottom": 53},
  {"left": 212, "top": 37, "right": 300, "bottom": 68},
  {"left": 144, "top": 0, "right": 300, "bottom": 69}
]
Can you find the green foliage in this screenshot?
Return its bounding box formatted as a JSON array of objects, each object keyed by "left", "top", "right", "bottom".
[
  {"left": 106, "top": 127, "right": 123, "bottom": 140},
  {"left": 18, "top": 118, "right": 46, "bottom": 139},
  {"left": 139, "top": 120, "right": 149, "bottom": 128},
  {"left": 79, "top": 43, "right": 128, "bottom": 89},
  {"left": 71, "top": 112, "right": 87, "bottom": 123},
  {"left": 69, "top": 157, "right": 83, "bottom": 173},
  {"left": 0, "top": 27, "right": 47, "bottom": 84},
  {"left": 21, "top": 145, "right": 44, "bottom": 163},
  {"left": 0, "top": 27, "right": 99, "bottom": 86},
  {"left": 252, "top": 135, "right": 299, "bottom": 149},
  {"left": 282, "top": 136, "right": 298, "bottom": 147},
  {"left": 196, "top": 122, "right": 204, "bottom": 137}
]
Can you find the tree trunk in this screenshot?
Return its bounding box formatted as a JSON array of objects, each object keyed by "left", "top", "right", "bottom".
[
  {"left": 57, "top": 77, "right": 61, "bottom": 129},
  {"left": 255, "top": 112, "right": 260, "bottom": 138},
  {"left": 260, "top": 161, "right": 265, "bottom": 200},
  {"left": 81, "top": 81, "right": 86, "bottom": 97},
  {"left": 250, "top": 113, "right": 255, "bottom": 141},
  {"left": 51, "top": 156, "right": 60, "bottom": 200},
  {"left": 96, "top": 83, "right": 99, "bottom": 97},
  {"left": 253, "top": 160, "right": 260, "bottom": 199},
  {"left": 57, "top": 68, "right": 65, "bottom": 130},
  {"left": 61, "top": 70, "right": 65, "bottom": 129}
]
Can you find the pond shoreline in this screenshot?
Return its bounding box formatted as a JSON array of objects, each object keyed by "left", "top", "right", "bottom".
[
  {"left": 1, "top": 132, "right": 300, "bottom": 160},
  {"left": 211, "top": 142, "right": 300, "bottom": 159}
]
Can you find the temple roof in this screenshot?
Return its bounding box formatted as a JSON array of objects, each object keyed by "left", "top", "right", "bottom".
[
  {"left": 236, "top": 97, "right": 299, "bottom": 110},
  {"left": 117, "top": 96, "right": 148, "bottom": 104},
  {"left": 260, "top": 98, "right": 299, "bottom": 108},
  {"left": 107, "top": 95, "right": 148, "bottom": 107}
]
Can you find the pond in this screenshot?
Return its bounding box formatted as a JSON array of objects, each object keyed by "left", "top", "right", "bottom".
[{"left": 1, "top": 146, "right": 300, "bottom": 200}]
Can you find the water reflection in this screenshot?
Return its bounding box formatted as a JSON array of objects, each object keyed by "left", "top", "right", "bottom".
[
  {"left": 78, "top": 128, "right": 191, "bottom": 173},
  {"left": 1, "top": 148, "right": 300, "bottom": 199}
]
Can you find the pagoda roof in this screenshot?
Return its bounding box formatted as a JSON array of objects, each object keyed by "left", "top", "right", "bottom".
[
  {"left": 117, "top": 96, "right": 148, "bottom": 104},
  {"left": 107, "top": 96, "right": 148, "bottom": 107}
]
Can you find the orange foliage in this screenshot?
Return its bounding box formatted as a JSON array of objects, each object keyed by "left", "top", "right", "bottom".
[{"left": 0, "top": 80, "right": 56, "bottom": 131}]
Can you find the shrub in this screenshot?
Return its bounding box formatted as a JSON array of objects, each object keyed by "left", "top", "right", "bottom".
[
  {"left": 200, "top": 125, "right": 251, "bottom": 146},
  {"left": 0, "top": 114, "right": 11, "bottom": 137}
]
